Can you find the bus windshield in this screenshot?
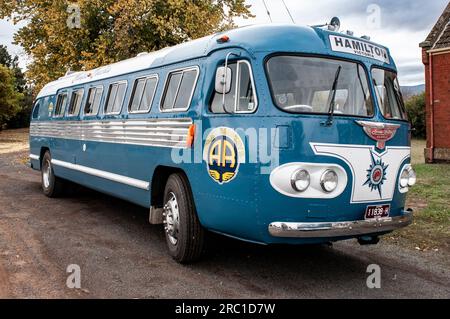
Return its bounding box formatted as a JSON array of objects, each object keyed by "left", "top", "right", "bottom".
[
  {"left": 266, "top": 56, "right": 373, "bottom": 117},
  {"left": 371, "top": 68, "right": 407, "bottom": 120}
]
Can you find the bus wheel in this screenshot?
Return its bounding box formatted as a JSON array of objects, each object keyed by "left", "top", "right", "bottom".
[
  {"left": 162, "top": 173, "right": 205, "bottom": 263},
  {"left": 41, "top": 151, "right": 64, "bottom": 198}
]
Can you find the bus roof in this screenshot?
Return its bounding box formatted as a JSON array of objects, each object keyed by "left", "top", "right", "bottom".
[{"left": 37, "top": 24, "right": 394, "bottom": 99}]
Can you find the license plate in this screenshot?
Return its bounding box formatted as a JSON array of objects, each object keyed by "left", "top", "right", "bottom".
[{"left": 365, "top": 204, "right": 390, "bottom": 219}]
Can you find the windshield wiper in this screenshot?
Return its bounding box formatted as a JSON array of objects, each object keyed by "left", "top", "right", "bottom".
[{"left": 323, "top": 65, "right": 342, "bottom": 126}]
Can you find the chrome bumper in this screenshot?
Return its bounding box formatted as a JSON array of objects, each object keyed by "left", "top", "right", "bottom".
[{"left": 268, "top": 211, "right": 413, "bottom": 238}]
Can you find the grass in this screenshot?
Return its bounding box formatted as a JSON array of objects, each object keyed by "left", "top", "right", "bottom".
[{"left": 389, "top": 139, "right": 450, "bottom": 252}]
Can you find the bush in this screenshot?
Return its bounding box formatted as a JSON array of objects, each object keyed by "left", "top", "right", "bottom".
[{"left": 405, "top": 92, "right": 426, "bottom": 139}]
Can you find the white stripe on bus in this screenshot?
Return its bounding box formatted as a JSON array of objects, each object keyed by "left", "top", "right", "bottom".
[{"left": 51, "top": 159, "right": 150, "bottom": 190}]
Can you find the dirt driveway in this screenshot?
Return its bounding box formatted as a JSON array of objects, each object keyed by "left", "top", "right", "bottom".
[{"left": 0, "top": 131, "right": 449, "bottom": 298}]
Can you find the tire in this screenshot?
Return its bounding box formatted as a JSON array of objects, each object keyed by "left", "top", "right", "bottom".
[
  {"left": 41, "top": 151, "right": 65, "bottom": 198},
  {"left": 163, "top": 173, "right": 205, "bottom": 263}
]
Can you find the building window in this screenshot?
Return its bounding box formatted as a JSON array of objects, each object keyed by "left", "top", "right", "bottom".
[
  {"left": 211, "top": 60, "right": 257, "bottom": 113},
  {"left": 67, "top": 89, "right": 84, "bottom": 116},
  {"left": 104, "top": 82, "right": 127, "bottom": 115},
  {"left": 54, "top": 93, "right": 68, "bottom": 117},
  {"left": 161, "top": 67, "right": 199, "bottom": 112},
  {"left": 129, "top": 76, "right": 158, "bottom": 113},
  {"left": 84, "top": 86, "right": 103, "bottom": 116}
]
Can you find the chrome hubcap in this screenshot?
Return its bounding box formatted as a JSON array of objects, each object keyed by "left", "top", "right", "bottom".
[
  {"left": 163, "top": 192, "right": 180, "bottom": 245},
  {"left": 42, "top": 159, "right": 51, "bottom": 189}
]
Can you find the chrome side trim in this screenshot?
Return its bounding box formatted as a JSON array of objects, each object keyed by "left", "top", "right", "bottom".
[
  {"left": 51, "top": 159, "right": 150, "bottom": 190},
  {"left": 268, "top": 211, "right": 413, "bottom": 238},
  {"left": 30, "top": 118, "right": 193, "bottom": 149},
  {"left": 29, "top": 154, "right": 40, "bottom": 160}
]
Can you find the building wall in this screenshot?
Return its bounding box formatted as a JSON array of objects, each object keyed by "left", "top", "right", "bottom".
[{"left": 422, "top": 49, "right": 450, "bottom": 163}]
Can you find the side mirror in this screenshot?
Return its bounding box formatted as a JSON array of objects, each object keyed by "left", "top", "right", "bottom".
[{"left": 215, "top": 66, "right": 232, "bottom": 94}]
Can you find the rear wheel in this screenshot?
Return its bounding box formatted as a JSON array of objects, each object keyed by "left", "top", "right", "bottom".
[
  {"left": 41, "top": 151, "right": 65, "bottom": 197},
  {"left": 163, "top": 173, "right": 205, "bottom": 263}
]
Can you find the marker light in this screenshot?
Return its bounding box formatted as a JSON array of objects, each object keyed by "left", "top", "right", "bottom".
[
  {"left": 217, "top": 35, "right": 230, "bottom": 43},
  {"left": 320, "top": 170, "right": 338, "bottom": 192},
  {"left": 291, "top": 169, "right": 310, "bottom": 192}
]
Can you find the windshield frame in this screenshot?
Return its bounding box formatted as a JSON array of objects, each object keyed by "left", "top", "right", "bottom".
[
  {"left": 264, "top": 53, "right": 376, "bottom": 119},
  {"left": 370, "top": 66, "right": 408, "bottom": 122}
]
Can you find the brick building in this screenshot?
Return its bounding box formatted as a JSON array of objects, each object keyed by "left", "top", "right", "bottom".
[{"left": 420, "top": 3, "right": 450, "bottom": 163}]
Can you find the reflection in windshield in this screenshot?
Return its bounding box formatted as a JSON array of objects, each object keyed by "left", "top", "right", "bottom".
[
  {"left": 372, "top": 68, "right": 407, "bottom": 120},
  {"left": 266, "top": 56, "right": 373, "bottom": 116}
]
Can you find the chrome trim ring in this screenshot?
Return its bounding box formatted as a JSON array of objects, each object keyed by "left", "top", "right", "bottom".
[
  {"left": 42, "top": 159, "right": 51, "bottom": 189},
  {"left": 163, "top": 192, "right": 180, "bottom": 245},
  {"left": 268, "top": 211, "right": 413, "bottom": 238}
]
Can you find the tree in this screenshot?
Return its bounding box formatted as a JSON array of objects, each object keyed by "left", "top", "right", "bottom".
[
  {"left": 0, "top": 65, "right": 23, "bottom": 129},
  {"left": 0, "top": 45, "right": 26, "bottom": 93},
  {"left": 405, "top": 92, "right": 426, "bottom": 139},
  {"left": 0, "top": 0, "right": 253, "bottom": 93}
]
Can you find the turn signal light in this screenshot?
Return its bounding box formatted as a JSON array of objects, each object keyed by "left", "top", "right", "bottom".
[{"left": 186, "top": 124, "right": 196, "bottom": 148}]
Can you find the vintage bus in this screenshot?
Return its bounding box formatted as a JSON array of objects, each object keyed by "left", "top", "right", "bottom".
[{"left": 29, "top": 21, "right": 416, "bottom": 263}]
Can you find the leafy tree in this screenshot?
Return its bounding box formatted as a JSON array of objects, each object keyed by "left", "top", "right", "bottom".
[
  {"left": 0, "top": 0, "right": 253, "bottom": 93},
  {"left": 0, "top": 65, "right": 23, "bottom": 130},
  {"left": 0, "top": 44, "right": 26, "bottom": 93},
  {"left": 405, "top": 92, "right": 426, "bottom": 139}
]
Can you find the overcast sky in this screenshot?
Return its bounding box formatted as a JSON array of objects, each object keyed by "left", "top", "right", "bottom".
[{"left": 0, "top": 0, "right": 448, "bottom": 85}]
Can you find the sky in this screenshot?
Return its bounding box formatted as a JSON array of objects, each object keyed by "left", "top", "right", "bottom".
[{"left": 0, "top": 0, "right": 448, "bottom": 86}]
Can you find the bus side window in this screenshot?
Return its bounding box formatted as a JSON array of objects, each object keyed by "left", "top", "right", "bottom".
[
  {"left": 32, "top": 101, "right": 40, "bottom": 119},
  {"left": 84, "top": 86, "right": 103, "bottom": 116},
  {"left": 210, "top": 60, "right": 257, "bottom": 113},
  {"left": 104, "top": 82, "right": 127, "bottom": 115},
  {"left": 161, "top": 67, "right": 199, "bottom": 112},
  {"left": 54, "top": 93, "right": 68, "bottom": 117},
  {"left": 67, "top": 89, "right": 84, "bottom": 116},
  {"left": 129, "top": 76, "right": 158, "bottom": 113}
]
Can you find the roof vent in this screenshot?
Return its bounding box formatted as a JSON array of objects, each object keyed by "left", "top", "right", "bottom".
[
  {"left": 346, "top": 30, "right": 354, "bottom": 36},
  {"left": 361, "top": 35, "right": 371, "bottom": 41}
]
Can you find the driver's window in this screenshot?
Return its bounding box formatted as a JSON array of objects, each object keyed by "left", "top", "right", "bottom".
[{"left": 210, "top": 60, "right": 257, "bottom": 113}]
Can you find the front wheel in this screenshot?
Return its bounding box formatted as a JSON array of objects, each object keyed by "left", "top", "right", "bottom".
[
  {"left": 41, "top": 151, "right": 65, "bottom": 197},
  {"left": 163, "top": 173, "right": 205, "bottom": 263}
]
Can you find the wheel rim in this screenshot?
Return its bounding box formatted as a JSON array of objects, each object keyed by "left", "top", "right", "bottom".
[
  {"left": 42, "top": 159, "right": 51, "bottom": 189},
  {"left": 163, "top": 192, "right": 180, "bottom": 246}
]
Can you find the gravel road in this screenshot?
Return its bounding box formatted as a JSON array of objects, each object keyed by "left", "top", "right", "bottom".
[{"left": 0, "top": 150, "right": 449, "bottom": 298}]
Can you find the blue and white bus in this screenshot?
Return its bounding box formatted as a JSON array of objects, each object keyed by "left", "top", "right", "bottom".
[{"left": 29, "top": 21, "right": 416, "bottom": 263}]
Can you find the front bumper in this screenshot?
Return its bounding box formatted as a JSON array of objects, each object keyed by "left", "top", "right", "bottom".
[{"left": 268, "top": 210, "right": 413, "bottom": 238}]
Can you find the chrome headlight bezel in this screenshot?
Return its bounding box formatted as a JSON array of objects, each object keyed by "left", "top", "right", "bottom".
[
  {"left": 320, "top": 169, "right": 339, "bottom": 193},
  {"left": 399, "top": 164, "right": 416, "bottom": 192},
  {"left": 290, "top": 169, "right": 310, "bottom": 192}
]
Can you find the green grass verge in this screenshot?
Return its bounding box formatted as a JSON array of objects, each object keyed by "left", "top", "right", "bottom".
[{"left": 389, "top": 141, "right": 450, "bottom": 252}]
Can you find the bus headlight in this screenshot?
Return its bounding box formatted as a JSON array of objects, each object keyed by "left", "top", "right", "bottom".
[
  {"left": 399, "top": 169, "right": 409, "bottom": 188},
  {"left": 320, "top": 169, "right": 338, "bottom": 192},
  {"left": 291, "top": 169, "right": 310, "bottom": 192},
  {"left": 400, "top": 165, "right": 416, "bottom": 188},
  {"left": 407, "top": 167, "right": 416, "bottom": 186}
]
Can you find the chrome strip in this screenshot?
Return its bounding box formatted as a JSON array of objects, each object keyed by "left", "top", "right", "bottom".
[
  {"left": 268, "top": 211, "right": 413, "bottom": 238},
  {"left": 30, "top": 118, "right": 192, "bottom": 149},
  {"left": 29, "top": 154, "right": 40, "bottom": 160},
  {"left": 51, "top": 159, "right": 150, "bottom": 190}
]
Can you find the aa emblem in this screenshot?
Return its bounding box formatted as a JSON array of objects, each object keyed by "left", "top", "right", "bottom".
[{"left": 203, "top": 127, "right": 245, "bottom": 184}]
